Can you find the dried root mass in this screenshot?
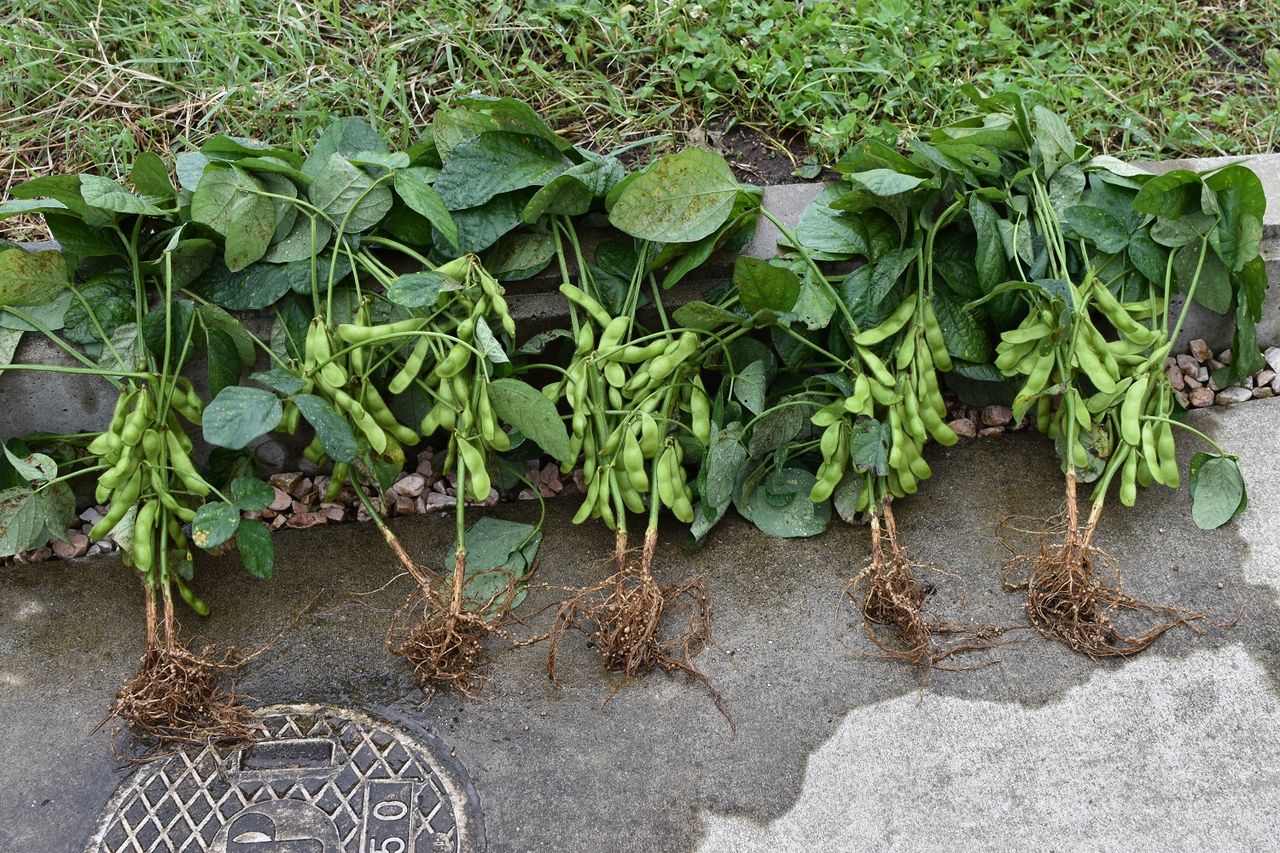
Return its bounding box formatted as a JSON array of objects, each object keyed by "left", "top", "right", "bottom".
[
  {"left": 547, "top": 529, "right": 727, "bottom": 720},
  {"left": 843, "top": 506, "right": 1002, "bottom": 667},
  {"left": 999, "top": 476, "right": 1204, "bottom": 656}
]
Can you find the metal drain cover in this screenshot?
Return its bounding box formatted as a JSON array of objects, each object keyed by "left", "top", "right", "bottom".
[{"left": 86, "top": 704, "right": 483, "bottom": 852}]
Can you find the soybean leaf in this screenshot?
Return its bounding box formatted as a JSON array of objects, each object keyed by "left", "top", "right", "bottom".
[
  {"left": 691, "top": 422, "right": 748, "bottom": 543},
  {"left": 733, "top": 359, "right": 769, "bottom": 416},
  {"left": 3, "top": 445, "right": 56, "bottom": 484},
  {"left": 205, "top": 325, "right": 243, "bottom": 397},
  {"left": 0, "top": 328, "right": 21, "bottom": 370},
  {"left": 0, "top": 488, "right": 51, "bottom": 556},
  {"left": 0, "top": 249, "right": 69, "bottom": 308},
  {"left": 293, "top": 393, "right": 358, "bottom": 463},
  {"left": 0, "top": 290, "right": 70, "bottom": 332},
  {"left": 191, "top": 501, "right": 241, "bottom": 550},
  {"left": 736, "top": 467, "right": 830, "bottom": 538},
  {"left": 488, "top": 378, "right": 570, "bottom": 465},
  {"left": 195, "top": 259, "right": 303, "bottom": 310},
  {"left": 609, "top": 148, "right": 739, "bottom": 244},
  {"left": 251, "top": 367, "right": 306, "bottom": 395},
  {"left": 748, "top": 400, "right": 808, "bottom": 459},
  {"left": 432, "top": 95, "right": 567, "bottom": 159},
  {"left": 191, "top": 166, "right": 275, "bottom": 271},
  {"left": 303, "top": 117, "right": 387, "bottom": 178},
  {"left": 45, "top": 213, "right": 121, "bottom": 257},
  {"left": 203, "top": 386, "right": 282, "bottom": 450},
  {"left": 393, "top": 168, "right": 459, "bottom": 249},
  {"left": 473, "top": 316, "right": 509, "bottom": 363},
  {"left": 140, "top": 299, "right": 195, "bottom": 365},
  {"left": 1128, "top": 228, "right": 1170, "bottom": 285},
  {"left": 0, "top": 198, "right": 69, "bottom": 220},
  {"left": 673, "top": 300, "right": 739, "bottom": 331},
  {"left": 1065, "top": 205, "right": 1128, "bottom": 254},
  {"left": 310, "top": 153, "right": 393, "bottom": 233},
  {"left": 131, "top": 151, "right": 174, "bottom": 201},
  {"left": 11, "top": 174, "right": 113, "bottom": 227},
  {"left": 445, "top": 517, "right": 540, "bottom": 614},
  {"left": 521, "top": 157, "right": 624, "bottom": 222},
  {"left": 264, "top": 217, "right": 333, "bottom": 264},
  {"left": 734, "top": 256, "right": 801, "bottom": 314},
  {"left": 969, "top": 194, "right": 1008, "bottom": 292},
  {"left": 1189, "top": 452, "right": 1247, "bottom": 530},
  {"left": 230, "top": 476, "right": 275, "bottom": 512},
  {"left": 485, "top": 231, "right": 555, "bottom": 281},
  {"left": 1205, "top": 165, "right": 1265, "bottom": 272},
  {"left": 1133, "top": 169, "right": 1202, "bottom": 218},
  {"left": 849, "top": 418, "right": 890, "bottom": 476},
  {"left": 386, "top": 271, "right": 453, "bottom": 308},
  {"left": 198, "top": 303, "right": 256, "bottom": 365},
  {"left": 1174, "top": 242, "right": 1231, "bottom": 314},
  {"left": 831, "top": 472, "right": 864, "bottom": 524},
  {"left": 516, "top": 328, "right": 572, "bottom": 355},
  {"left": 933, "top": 289, "right": 993, "bottom": 363},
  {"left": 444, "top": 190, "right": 532, "bottom": 254},
  {"left": 435, "top": 132, "right": 570, "bottom": 210},
  {"left": 846, "top": 169, "right": 928, "bottom": 196},
  {"left": 79, "top": 174, "right": 166, "bottom": 217},
  {"left": 236, "top": 519, "right": 275, "bottom": 580}
]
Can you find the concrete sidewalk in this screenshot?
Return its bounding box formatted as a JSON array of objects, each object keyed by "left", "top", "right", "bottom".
[{"left": 2, "top": 399, "right": 1278, "bottom": 852}]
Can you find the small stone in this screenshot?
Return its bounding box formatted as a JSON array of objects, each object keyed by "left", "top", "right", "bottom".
[
  {"left": 1176, "top": 354, "right": 1199, "bottom": 374},
  {"left": 1165, "top": 366, "right": 1185, "bottom": 391},
  {"left": 1217, "top": 581, "right": 1225, "bottom": 590},
  {"left": 320, "top": 502, "right": 346, "bottom": 521},
  {"left": 1265, "top": 346, "right": 1280, "bottom": 374},
  {"left": 270, "top": 472, "right": 303, "bottom": 493},
  {"left": 423, "top": 492, "right": 456, "bottom": 511},
  {"left": 978, "top": 426, "right": 1004, "bottom": 438},
  {"left": 1219, "top": 348, "right": 1232, "bottom": 365},
  {"left": 517, "top": 488, "right": 538, "bottom": 501},
  {"left": 1208, "top": 358, "right": 1224, "bottom": 371},
  {"left": 539, "top": 463, "right": 564, "bottom": 494},
  {"left": 1188, "top": 387, "right": 1215, "bottom": 407},
  {"left": 1256, "top": 370, "right": 1276, "bottom": 387},
  {"left": 393, "top": 495, "right": 416, "bottom": 516},
  {"left": 572, "top": 469, "right": 587, "bottom": 493},
  {"left": 395, "top": 473, "right": 426, "bottom": 497},
  {"left": 272, "top": 514, "right": 288, "bottom": 530},
  {"left": 269, "top": 487, "right": 292, "bottom": 512},
  {"left": 1163, "top": 356, "right": 1177, "bottom": 371},
  {"left": 52, "top": 531, "right": 89, "bottom": 559},
  {"left": 291, "top": 500, "right": 309, "bottom": 515},
  {"left": 431, "top": 479, "right": 448, "bottom": 495},
  {"left": 1190, "top": 339, "right": 1213, "bottom": 362},
  {"left": 1253, "top": 387, "right": 1275, "bottom": 399},
  {"left": 355, "top": 503, "right": 372, "bottom": 523},
  {"left": 1197, "top": 366, "right": 1209, "bottom": 382},
  {"left": 948, "top": 417, "right": 977, "bottom": 439},
  {"left": 1174, "top": 390, "right": 1190, "bottom": 409},
  {"left": 1207, "top": 377, "right": 1220, "bottom": 392},
  {"left": 981, "top": 405, "right": 1012, "bottom": 426},
  {"left": 289, "top": 477, "right": 313, "bottom": 499},
  {"left": 20, "top": 547, "right": 52, "bottom": 564},
  {"left": 1215, "top": 386, "right": 1252, "bottom": 405},
  {"left": 1184, "top": 376, "right": 1202, "bottom": 390},
  {"left": 1272, "top": 375, "right": 1280, "bottom": 393},
  {"left": 415, "top": 497, "right": 428, "bottom": 514},
  {"left": 285, "top": 511, "right": 328, "bottom": 529},
  {"left": 79, "top": 507, "right": 105, "bottom": 526}
]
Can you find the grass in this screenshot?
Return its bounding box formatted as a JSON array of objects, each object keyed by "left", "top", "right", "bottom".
[{"left": 2, "top": 0, "right": 1277, "bottom": 203}]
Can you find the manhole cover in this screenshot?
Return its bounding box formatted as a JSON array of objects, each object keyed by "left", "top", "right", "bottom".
[{"left": 86, "top": 703, "right": 483, "bottom": 852}]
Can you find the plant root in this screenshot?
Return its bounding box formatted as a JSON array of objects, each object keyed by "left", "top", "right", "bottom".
[
  {"left": 999, "top": 474, "right": 1205, "bottom": 657},
  {"left": 842, "top": 503, "right": 1003, "bottom": 667},
  {"left": 546, "top": 528, "right": 730, "bottom": 723},
  {"left": 378, "top": 521, "right": 515, "bottom": 699},
  {"left": 100, "top": 584, "right": 253, "bottom": 756}
]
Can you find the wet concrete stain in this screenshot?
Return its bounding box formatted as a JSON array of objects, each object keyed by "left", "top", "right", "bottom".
[{"left": 2, "top": 428, "right": 1278, "bottom": 852}]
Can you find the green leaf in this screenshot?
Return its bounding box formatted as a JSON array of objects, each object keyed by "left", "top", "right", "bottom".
[
  {"left": 231, "top": 476, "right": 275, "bottom": 511},
  {"left": 0, "top": 487, "right": 52, "bottom": 556},
  {"left": 488, "top": 378, "right": 570, "bottom": 464},
  {"left": 735, "top": 467, "right": 830, "bottom": 538},
  {"left": 1133, "top": 169, "right": 1203, "bottom": 218},
  {"left": 846, "top": 169, "right": 927, "bottom": 196},
  {"left": 303, "top": 117, "right": 387, "bottom": 178},
  {"left": 691, "top": 422, "right": 747, "bottom": 543},
  {"left": 733, "top": 359, "right": 769, "bottom": 416},
  {"left": 1065, "top": 205, "right": 1128, "bottom": 254},
  {"left": 1189, "top": 452, "right": 1247, "bottom": 530},
  {"left": 205, "top": 326, "right": 242, "bottom": 397},
  {"left": 190, "top": 166, "right": 276, "bottom": 271},
  {"left": 79, "top": 174, "right": 166, "bottom": 216},
  {"left": 393, "top": 168, "right": 459, "bottom": 249},
  {"left": 0, "top": 198, "right": 69, "bottom": 220},
  {"left": 485, "top": 231, "right": 555, "bottom": 281},
  {"left": 1128, "top": 228, "right": 1170, "bottom": 286},
  {"left": 140, "top": 299, "right": 195, "bottom": 366},
  {"left": 386, "top": 271, "right": 453, "bottom": 308},
  {"left": 748, "top": 399, "right": 808, "bottom": 459},
  {"left": 849, "top": 418, "right": 890, "bottom": 476},
  {"left": 969, "top": 194, "right": 1008, "bottom": 292},
  {"left": 198, "top": 303, "right": 255, "bottom": 365},
  {"left": 445, "top": 190, "right": 531, "bottom": 254},
  {"left": 435, "top": 132, "right": 570, "bottom": 210},
  {"left": 933, "top": 289, "right": 993, "bottom": 363},
  {"left": 672, "top": 300, "right": 739, "bottom": 331},
  {"left": 1175, "top": 242, "right": 1231, "bottom": 314},
  {"left": 1031, "top": 105, "right": 1076, "bottom": 178},
  {"left": 0, "top": 290, "right": 70, "bottom": 332},
  {"left": 3, "top": 444, "right": 56, "bottom": 484},
  {"left": 45, "top": 214, "right": 121, "bottom": 257},
  {"left": 131, "top": 151, "right": 174, "bottom": 201},
  {"left": 0, "top": 249, "right": 69, "bottom": 308},
  {"left": 310, "top": 154, "right": 393, "bottom": 233},
  {"left": 444, "top": 516, "right": 540, "bottom": 615},
  {"left": 734, "top": 256, "right": 801, "bottom": 314},
  {"left": 608, "top": 148, "right": 739, "bottom": 244},
  {"left": 236, "top": 518, "right": 274, "bottom": 580},
  {"left": 195, "top": 260, "right": 298, "bottom": 311},
  {"left": 432, "top": 95, "right": 567, "bottom": 159},
  {"left": 1205, "top": 165, "right": 1265, "bottom": 272},
  {"left": 11, "top": 174, "right": 112, "bottom": 226},
  {"left": 191, "top": 501, "right": 241, "bottom": 550},
  {"left": 250, "top": 367, "right": 307, "bottom": 396},
  {"left": 293, "top": 393, "right": 358, "bottom": 463},
  {"left": 521, "top": 157, "right": 624, "bottom": 223},
  {"left": 473, "top": 316, "right": 509, "bottom": 364},
  {"left": 202, "top": 386, "right": 282, "bottom": 450},
  {"left": 0, "top": 327, "right": 21, "bottom": 371}
]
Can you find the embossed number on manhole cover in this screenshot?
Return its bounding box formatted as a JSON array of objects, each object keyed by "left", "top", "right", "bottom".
[{"left": 86, "top": 704, "right": 483, "bottom": 852}]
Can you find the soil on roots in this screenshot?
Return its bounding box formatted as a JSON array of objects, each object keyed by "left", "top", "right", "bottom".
[
  {"left": 843, "top": 505, "right": 1003, "bottom": 667},
  {"left": 387, "top": 591, "right": 493, "bottom": 699},
  {"left": 546, "top": 529, "right": 729, "bottom": 722},
  {"left": 104, "top": 641, "right": 253, "bottom": 753},
  {"left": 999, "top": 474, "right": 1206, "bottom": 657}
]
